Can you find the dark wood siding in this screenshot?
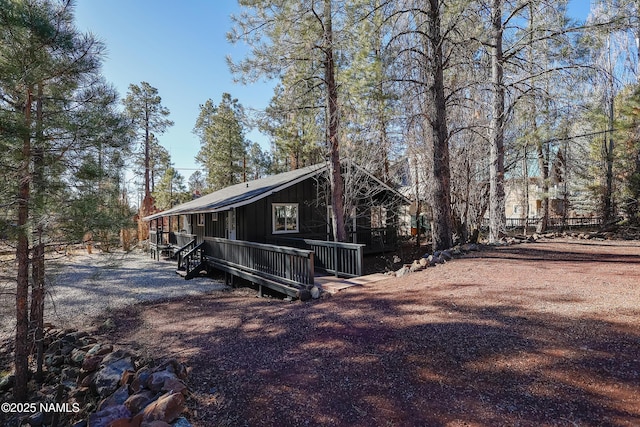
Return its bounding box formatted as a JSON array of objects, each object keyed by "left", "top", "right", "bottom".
[
  {"left": 236, "top": 177, "right": 328, "bottom": 243},
  {"left": 204, "top": 211, "right": 227, "bottom": 238}
]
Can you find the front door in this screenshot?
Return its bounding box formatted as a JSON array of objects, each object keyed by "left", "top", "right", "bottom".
[{"left": 227, "top": 208, "right": 236, "bottom": 240}]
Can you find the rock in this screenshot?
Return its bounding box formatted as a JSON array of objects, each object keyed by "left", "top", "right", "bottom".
[
  {"left": 310, "top": 286, "right": 320, "bottom": 299},
  {"left": 147, "top": 370, "right": 180, "bottom": 393},
  {"left": 121, "top": 369, "right": 135, "bottom": 386},
  {"left": 101, "top": 349, "right": 135, "bottom": 366},
  {"left": 162, "top": 377, "right": 187, "bottom": 395},
  {"left": 71, "top": 420, "right": 88, "bottom": 427},
  {"left": 395, "top": 266, "right": 410, "bottom": 277},
  {"left": 98, "top": 384, "right": 131, "bottom": 411},
  {"left": 392, "top": 255, "right": 402, "bottom": 264},
  {"left": 409, "top": 260, "right": 423, "bottom": 273},
  {"left": 461, "top": 243, "right": 479, "bottom": 252},
  {"left": 93, "top": 357, "right": 135, "bottom": 398},
  {"left": 0, "top": 374, "right": 15, "bottom": 391},
  {"left": 141, "top": 421, "right": 172, "bottom": 427},
  {"left": 167, "top": 360, "right": 188, "bottom": 381},
  {"left": 440, "top": 250, "right": 453, "bottom": 261},
  {"left": 71, "top": 348, "right": 87, "bottom": 365},
  {"left": 61, "top": 366, "right": 80, "bottom": 383},
  {"left": 83, "top": 355, "right": 104, "bottom": 372},
  {"left": 87, "top": 343, "right": 113, "bottom": 357},
  {"left": 296, "top": 289, "right": 312, "bottom": 301},
  {"left": 88, "top": 404, "right": 132, "bottom": 427},
  {"left": 105, "top": 419, "right": 134, "bottom": 427},
  {"left": 27, "top": 412, "right": 44, "bottom": 426},
  {"left": 172, "top": 418, "right": 193, "bottom": 427},
  {"left": 131, "top": 368, "right": 152, "bottom": 393},
  {"left": 419, "top": 258, "right": 428, "bottom": 268},
  {"left": 141, "top": 391, "right": 185, "bottom": 424},
  {"left": 124, "top": 390, "right": 157, "bottom": 414}
]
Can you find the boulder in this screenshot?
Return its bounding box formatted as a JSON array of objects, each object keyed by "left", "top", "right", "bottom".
[
  {"left": 147, "top": 370, "right": 181, "bottom": 393},
  {"left": 87, "top": 404, "right": 131, "bottom": 427},
  {"left": 82, "top": 355, "right": 104, "bottom": 372},
  {"left": 124, "top": 390, "right": 157, "bottom": 414},
  {"left": 98, "top": 384, "right": 130, "bottom": 411},
  {"left": 93, "top": 357, "right": 135, "bottom": 398},
  {"left": 130, "top": 368, "right": 152, "bottom": 393},
  {"left": 141, "top": 391, "right": 185, "bottom": 424},
  {"left": 310, "top": 286, "right": 320, "bottom": 299}
]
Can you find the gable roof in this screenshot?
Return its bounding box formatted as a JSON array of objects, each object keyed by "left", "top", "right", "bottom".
[
  {"left": 144, "top": 161, "right": 411, "bottom": 221},
  {"left": 144, "top": 163, "right": 326, "bottom": 221}
]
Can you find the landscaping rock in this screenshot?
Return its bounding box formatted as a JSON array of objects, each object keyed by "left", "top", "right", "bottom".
[
  {"left": 395, "top": 265, "right": 410, "bottom": 277},
  {"left": 124, "top": 390, "right": 157, "bottom": 414},
  {"left": 310, "top": 286, "right": 320, "bottom": 299},
  {"left": 296, "top": 289, "right": 312, "bottom": 301},
  {"left": 88, "top": 404, "right": 131, "bottom": 427},
  {"left": 92, "top": 357, "right": 135, "bottom": 398},
  {"left": 141, "top": 391, "right": 185, "bottom": 424}
]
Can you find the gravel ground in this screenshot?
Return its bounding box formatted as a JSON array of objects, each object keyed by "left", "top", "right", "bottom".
[
  {"left": 94, "top": 239, "right": 640, "bottom": 427},
  {"left": 0, "top": 249, "right": 227, "bottom": 341}
]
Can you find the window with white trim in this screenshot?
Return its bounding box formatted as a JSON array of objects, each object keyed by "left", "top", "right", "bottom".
[{"left": 272, "top": 203, "right": 299, "bottom": 234}]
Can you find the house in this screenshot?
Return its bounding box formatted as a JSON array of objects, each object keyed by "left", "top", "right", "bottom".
[{"left": 144, "top": 162, "right": 409, "bottom": 297}]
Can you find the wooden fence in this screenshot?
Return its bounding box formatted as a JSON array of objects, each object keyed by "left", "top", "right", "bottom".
[{"left": 482, "top": 217, "right": 603, "bottom": 230}]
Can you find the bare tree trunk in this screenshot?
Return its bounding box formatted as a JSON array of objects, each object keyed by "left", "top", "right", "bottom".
[
  {"left": 30, "top": 83, "right": 46, "bottom": 382},
  {"left": 324, "top": 0, "right": 347, "bottom": 242},
  {"left": 536, "top": 138, "right": 550, "bottom": 233},
  {"left": 489, "top": 0, "right": 506, "bottom": 243},
  {"left": 522, "top": 145, "right": 529, "bottom": 235},
  {"left": 427, "top": 0, "right": 453, "bottom": 251},
  {"left": 15, "top": 86, "right": 33, "bottom": 401}
]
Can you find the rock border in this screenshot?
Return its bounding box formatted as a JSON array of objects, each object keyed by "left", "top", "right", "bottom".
[{"left": 0, "top": 326, "right": 193, "bottom": 427}]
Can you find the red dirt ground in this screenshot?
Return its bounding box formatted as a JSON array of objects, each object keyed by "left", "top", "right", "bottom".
[{"left": 100, "top": 238, "right": 640, "bottom": 427}]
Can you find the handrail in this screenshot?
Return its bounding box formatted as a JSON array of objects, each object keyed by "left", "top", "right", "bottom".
[
  {"left": 270, "top": 237, "right": 364, "bottom": 278},
  {"left": 183, "top": 241, "right": 205, "bottom": 261},
  {"left": 181, "top": 242, "right": 205, "bottom": 277},
  {"left": 175, "top": 239, "right": 196, "bottom": 270},
  {"left": 203, "top": 237, "right": 314, "bottom": 288}
]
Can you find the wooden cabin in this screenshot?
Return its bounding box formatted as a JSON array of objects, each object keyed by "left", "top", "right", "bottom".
[{"left": 144, "top": 162, "right": 408, "bottom": 298}]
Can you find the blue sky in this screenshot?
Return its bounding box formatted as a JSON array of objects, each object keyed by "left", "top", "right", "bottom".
[{"left": 73, "top": 0, "right": 592, "bottom": 181}]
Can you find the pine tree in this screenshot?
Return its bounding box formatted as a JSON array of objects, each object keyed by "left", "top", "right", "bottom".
[
  {"left": 0, "top": 0, "right": 130, "bottom": 399},
  {"left": 194, "top": 93, "right": 248, "bottom": 190},
  {"left": 123, "top": 81, "right": 173, "bottom": 236}
]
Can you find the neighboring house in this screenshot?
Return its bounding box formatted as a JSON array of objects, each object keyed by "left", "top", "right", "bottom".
[{"left": 144, "top": 162, "right": 408, "bottom": 297}]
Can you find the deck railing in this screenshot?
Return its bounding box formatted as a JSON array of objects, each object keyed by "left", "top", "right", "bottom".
[
  {"left": 203, "top": 237, "right": 315, "bottom": 289},
  {"left": 270, "top": 237, "right": 364, "bottom": 278},
  {"left": 174, "top": 232, "right": 197, "bottom": 247}
]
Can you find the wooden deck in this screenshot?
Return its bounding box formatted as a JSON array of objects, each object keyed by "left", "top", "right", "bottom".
[{"left": 154, "top": 232, "right": 372, "bottom": 300}]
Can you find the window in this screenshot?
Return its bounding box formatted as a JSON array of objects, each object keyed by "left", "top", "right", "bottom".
[
  {"left": 371, "top": 206, "right": 387, "bottom": 228},
  {"left": 197, "top": 213, "right": 205, "bottom": 226},
  {"left": 272, "top": 203, "right": 299, "bottom": 234}
]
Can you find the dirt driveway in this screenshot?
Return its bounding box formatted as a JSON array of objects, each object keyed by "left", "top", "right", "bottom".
[{"left": 99, "top": 239, "right": 640, "bottom": 427}]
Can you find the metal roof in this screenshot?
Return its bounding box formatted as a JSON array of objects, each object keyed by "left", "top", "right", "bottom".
[{"left": 143, "top": 163, "right": 327, "bottom": 221}]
